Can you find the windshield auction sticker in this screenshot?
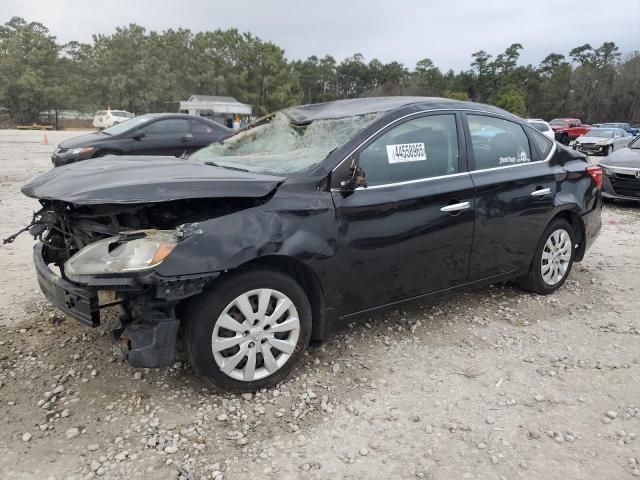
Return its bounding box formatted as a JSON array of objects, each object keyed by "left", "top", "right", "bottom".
[{"left": 386, "top": 143, "right": 427, "bottom": 164}]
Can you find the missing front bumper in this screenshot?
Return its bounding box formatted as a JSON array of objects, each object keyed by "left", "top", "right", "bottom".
[
  {"left": 34, "top": 242, "right": 100, "bottom": 326},
  {"left": 34, "top": 242, "right": 182, "bottom": 368}
]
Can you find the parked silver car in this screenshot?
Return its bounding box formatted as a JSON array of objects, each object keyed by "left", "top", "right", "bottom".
[{"left": 573, "top": 128, "right": 633, "bottom": 156}]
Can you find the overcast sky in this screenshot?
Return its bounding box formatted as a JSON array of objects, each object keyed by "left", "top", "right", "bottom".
[{"left": 3, "top": 0, "right": 638, "bottom": 71}]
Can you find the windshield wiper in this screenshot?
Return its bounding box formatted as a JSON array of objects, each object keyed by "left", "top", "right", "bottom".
[
  {"left": 204, "top": 161, "right": 249, "bottom": 172},
  {"left": 99, "top": 130, "right": 112, "bottom": 135}
]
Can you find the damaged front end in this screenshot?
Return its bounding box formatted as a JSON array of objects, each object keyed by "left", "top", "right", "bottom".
[{"left": 14, "top": 198, "right": 262, "bottom": 368}]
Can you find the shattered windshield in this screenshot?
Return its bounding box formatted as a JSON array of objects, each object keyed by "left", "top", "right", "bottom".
[{"left": 190, "top": 112, "right": 381, "bottom": 175}]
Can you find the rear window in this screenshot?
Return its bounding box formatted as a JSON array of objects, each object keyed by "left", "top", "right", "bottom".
[
  {"left": 530, "top": 121, "right": 550, "bottom": 133},
  {"left": 529, "top": 128, "right": 554, "bottom": 158},
  {"left": 468, "top": 115, "right": 532, "bottom": 170},
  {"left": 192, "top": 121, "right": 215, "bottom": 134}
]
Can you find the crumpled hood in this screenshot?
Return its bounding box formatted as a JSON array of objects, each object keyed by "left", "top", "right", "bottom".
[
  {"left": 600, "top": 147, "right": 640, "bottom": 168},
  {"left": 22, "top": 156, "right": 285, "bottom": 205}
]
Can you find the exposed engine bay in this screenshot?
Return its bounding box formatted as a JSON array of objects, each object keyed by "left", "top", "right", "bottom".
[
  {"left": 26, "top": 197, "right": 262, "bottom": 268},
  {"left": 5, "top": 196, "right": 266, "bottom": 369}
]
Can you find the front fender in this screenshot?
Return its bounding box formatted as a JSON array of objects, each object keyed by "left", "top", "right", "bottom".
[{"left": 154, "top": 192, "right": 337, "bottom": 277}]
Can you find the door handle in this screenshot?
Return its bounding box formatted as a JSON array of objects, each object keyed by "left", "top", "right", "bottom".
[
  {"left": 181, "top": 134, "right": 194, "bottom": 142},
  {"left": 440, "top": 201, "right": 471, "bottom": 213},
  {"left": 531, "top": 187, "right": 551, "bottom": 197}
]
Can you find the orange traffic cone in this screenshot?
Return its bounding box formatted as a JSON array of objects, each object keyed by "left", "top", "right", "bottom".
[{"left": 42, "top": 133, "right": 49, "bottom": 145}]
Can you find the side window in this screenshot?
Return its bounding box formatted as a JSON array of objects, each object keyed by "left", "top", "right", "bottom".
[
  {"left": 358, "top": 114, "right": 459, "bottom": 187},
  {"left": 467, "top": 115, "right": 532, "bottom": 171},
  {"left": 143, "top": 119, "right": 190, "bottom": 136},
  {"left": 529, "top": 128, "right": 554, "bottom": 158},
  {"left": 192, "top": 120, "right": 215, "bottom": 134}
]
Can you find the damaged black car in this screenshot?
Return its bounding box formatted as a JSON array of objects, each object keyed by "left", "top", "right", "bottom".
[{"left": 9, "top": 97, "right": 602, "bottom": 392}]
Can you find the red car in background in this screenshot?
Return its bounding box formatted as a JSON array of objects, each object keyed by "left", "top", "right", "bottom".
[{"left": 549, "top": 118, "right": 592, "bottom": 144}]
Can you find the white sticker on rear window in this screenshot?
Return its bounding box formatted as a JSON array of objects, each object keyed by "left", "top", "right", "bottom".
[{"left": 386, "top": 143, "right": 427, "bottom": 164}]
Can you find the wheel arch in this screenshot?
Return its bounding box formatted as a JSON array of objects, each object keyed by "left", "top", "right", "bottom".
[
  {"left": 231, "top": 255, "right": 328, "bottom": 341},
  {"left": 550, "top": 208, "right": 586, "bottom": 261}
]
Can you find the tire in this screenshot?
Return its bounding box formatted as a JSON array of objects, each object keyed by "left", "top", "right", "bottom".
[
  {"left": 517, "top": 218, "right": 576, "bottom": 295},
  {"left": 605, "top": 145, "right": 613, "bottom": 156},
  {"left": 560, "top": 133, "right": 569, "bottom": 145},
  {"left": 183, "top": 268, "right": 312, "bottom": 392}
]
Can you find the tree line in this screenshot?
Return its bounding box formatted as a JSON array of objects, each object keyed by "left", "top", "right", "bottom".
[{"left": 1, "top": 16, "right": 638, "bottom": 125}]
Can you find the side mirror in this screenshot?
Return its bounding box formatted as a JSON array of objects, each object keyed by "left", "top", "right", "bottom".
[
  {"left": 132, "top": 130, "right": 145, "bottom": 140},
  {"left": 340, "top": 155, "right": 367, "bottom": 190}
]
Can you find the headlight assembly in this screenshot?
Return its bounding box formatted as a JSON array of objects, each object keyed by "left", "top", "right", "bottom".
[
  {"left": 70, "top": 146, "right": 95, "bottom": 155},
  {"left": 602, "top": 166, "right": 613, "bottom": 176},
  {"left": 64, "top": 230, "right": 178, "bottom": 280}
]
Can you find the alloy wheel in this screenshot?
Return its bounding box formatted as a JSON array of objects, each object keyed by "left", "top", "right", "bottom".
[
  {"left": 540, "top": 228, "right": 572, "bottom": 286},
  {"left": 211, "top": 289, "right": 300, "bottom": 381}
]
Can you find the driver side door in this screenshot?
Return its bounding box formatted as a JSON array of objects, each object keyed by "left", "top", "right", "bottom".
[{"left": 329, "top": 112, "right": 476, "bottom": 315}]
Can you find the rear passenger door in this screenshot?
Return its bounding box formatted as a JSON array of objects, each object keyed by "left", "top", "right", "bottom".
[{"left": 463, "top": 113, "right": 557, "bottom": 281}]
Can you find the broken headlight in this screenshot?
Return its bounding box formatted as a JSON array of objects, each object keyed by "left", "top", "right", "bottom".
[{"left": 64, "top": 230, "right": 177, "bottom": 280}]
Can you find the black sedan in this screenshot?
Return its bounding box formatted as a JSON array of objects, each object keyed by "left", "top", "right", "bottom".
[
  {"left": 51, "top": 113, "right": 231, "bottom": 167},
  {"left": 15, "top": 97, "right": 602, "bottom": 392},
  {"left": 599, "top": 135, "right": 640, "bottom": 201}
]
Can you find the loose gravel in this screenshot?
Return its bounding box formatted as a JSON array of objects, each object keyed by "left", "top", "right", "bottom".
[{"left": 1, "top": 130, "right": 639, "bottom": 479}]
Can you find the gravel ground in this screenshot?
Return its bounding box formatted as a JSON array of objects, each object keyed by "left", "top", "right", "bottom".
[{"left": 1, "top": 129, "right": 639, "bottom": 480}]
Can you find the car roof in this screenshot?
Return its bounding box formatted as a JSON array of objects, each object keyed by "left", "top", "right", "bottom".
[
  {"left": 143, "top": 113, "right": 203, "bottom": 119},
  {"left": 282, "top": 96, "right": 517, "bottom": 124}
]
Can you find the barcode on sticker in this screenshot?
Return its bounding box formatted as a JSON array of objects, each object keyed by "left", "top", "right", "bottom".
[{"left": 386, "top": 143, "right": 427, "bottom": 164}]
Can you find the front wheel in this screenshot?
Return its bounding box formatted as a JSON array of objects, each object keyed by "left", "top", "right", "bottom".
[
  {"left": 517, "top": 218, "right": 575, "bottom": 294},
  {"left": 183, "top": 268, "right": 312, "bottom": 392},
  {"left": 605, "top": 145, "right": 613, "bottom": 156}
]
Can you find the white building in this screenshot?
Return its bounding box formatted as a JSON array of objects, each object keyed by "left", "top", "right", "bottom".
[{"left": 179, "top": 95, "right": 252, "bottom": 127}]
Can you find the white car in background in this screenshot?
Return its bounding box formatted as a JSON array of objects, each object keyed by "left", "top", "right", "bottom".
[
  {"left": 527, "top": 118, "right": 555, "bottom": 140},
  {"left": 93, "top": 109, "right": 134, "bottom": 130}
]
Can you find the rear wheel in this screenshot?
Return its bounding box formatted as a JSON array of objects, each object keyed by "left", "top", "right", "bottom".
[
  {"left": 517, "top": 218, "right": 575, "bottom": 294},
  {"left": 183, "top": 269, "right": 312, "bottom": 392}
]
